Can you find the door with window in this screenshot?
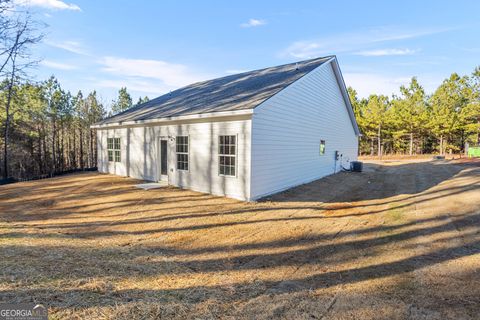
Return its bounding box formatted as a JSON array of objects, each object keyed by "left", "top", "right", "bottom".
[{"left": 158, "top": 138, "right": 168, "bottom": 182}]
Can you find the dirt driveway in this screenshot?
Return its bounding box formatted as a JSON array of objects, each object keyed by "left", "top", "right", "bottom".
[{"left": 0, "top": 160, "right": 479, "bottom": 319}]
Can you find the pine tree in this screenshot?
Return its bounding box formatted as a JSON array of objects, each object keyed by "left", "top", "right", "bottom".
[
  {"left": 363, "top": 95, "right": 390, "bottom": 156},
  {"left": 111, "top": 87, "right": 132, "bottom": 115},
  {"left": 85, "top": 91, "right": 105, "bottom": 167},
  {"left": 390, "top": 78, "right": 427, "bottom": 155},
  {"left": 136, "top": 95, "right": 149, "bottom": 106},
  {"left": 348, "top": 87, "right": 368, "bottom": 155},
  {"left": 429, "top": 74, "right": 469, "bottom": 154},
  {"left": 462, "top": 68, "right": 480, "bottom": 145}
]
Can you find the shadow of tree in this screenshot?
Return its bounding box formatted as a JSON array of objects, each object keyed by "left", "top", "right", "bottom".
[{"left": 0, "top": 161, "right": 479, "bottom": 319}]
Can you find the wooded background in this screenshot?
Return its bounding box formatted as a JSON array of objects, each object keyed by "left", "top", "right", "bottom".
[
  {"left": 0, "top": 75, "right": 145, "bottom": 180},
  {"left": 349, "top": 73, "right": 480, "bottom": 156},
  {"left": 1, "top": 0, "right": 479, "bottom": 181}
]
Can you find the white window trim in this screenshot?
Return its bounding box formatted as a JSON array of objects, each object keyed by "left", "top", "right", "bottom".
[
  {"left": 176, "top": 135, "right": 189, "bottom": 172},
  {"left": 107, "top": 137, "right": 121, "bottom": 163},
  {"left": 218, "top": 134, "right": 238, "bottom": 178}
]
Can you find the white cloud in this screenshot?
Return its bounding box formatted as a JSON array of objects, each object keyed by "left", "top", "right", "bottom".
[
  {"left": 46, "top": 40, "right": 88, "bottom": 55},
  {"left": 94, "top": 79, "right": 168, "bottom": 95},
  {"left": 40, "top": 60, "right": 77, "bottom": 70},
  {"left": 14, "top": 0, "right": 81, "bottom": 11},
  {"left": 100, "top": 56, "right": 211, "bottom": 88},
  {"left": 355, "top": 48, "right": 417, "bottom": 56},
  {"left": 281, "top": 26, "right": 450, "bottom": 58},
  {"left": 240, "top": 18, "right": 267, "bottom": 28}
]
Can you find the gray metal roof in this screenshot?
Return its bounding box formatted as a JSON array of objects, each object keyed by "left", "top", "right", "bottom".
[{"left": 96, "top": 56, "right": 332, "bottom": 125}]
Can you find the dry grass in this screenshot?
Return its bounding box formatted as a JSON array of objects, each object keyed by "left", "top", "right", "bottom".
[{"left": 0, "top": 159, "right": 479, "bottom": 319}]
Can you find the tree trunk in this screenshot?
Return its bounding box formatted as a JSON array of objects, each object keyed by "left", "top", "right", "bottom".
[
  {"left": 79, "top": 127, "right": 84, "bottom": 169},
  {"left": 72, "top": 123, "right": 77, "bottom": 168},
  {"left": 60, "top": 123, "right": 64, "bottom": 172},
  {"left": 460, "top": 130, "right": 465, "bottom": 155},
  {"left": 28, "top": 137, "right": 35, "bottom": 177},
  {"left": 3, "top": 104, "right": 10, "bottom": 179},
  {"left": 37, "top": 125, "right": 43, "bottom": 174},
  {"left": 51, "top": 117, "right": 56, "bottom": 175},
  {"left": 439, "top": 135, "right": 444, "bottom": 155},
  {"left": 42, "top": 123, "right": 47, "bottom": 174},
  {"left": 2, "top": 66, "right": 16, "bottom": 179},
  {"left": 409, "top": 132, "right": 413, "bottom": 156},
  {"left": 358, "top": 135, "right": 362, "bottom": 156},
  {"left": 66, "top": 131, "right": 70, "bottom": 170},
  {"left": 377, "top": 123, "right": 382, "bottom": 158}
]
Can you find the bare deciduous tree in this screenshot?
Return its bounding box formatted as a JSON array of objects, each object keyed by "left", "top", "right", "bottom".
[{"left": 1, "top": 3, "right": 43, "bottom": 178}]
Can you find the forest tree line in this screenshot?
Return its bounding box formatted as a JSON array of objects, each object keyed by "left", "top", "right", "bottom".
[
  {"left": 0, "top": 76, "right": 146, "bottom": 180},
  {"left": 349, "top": 70, "right": 480, "bottom": 156}
]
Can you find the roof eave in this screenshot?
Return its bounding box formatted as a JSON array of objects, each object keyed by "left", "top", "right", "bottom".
[{"left": 90, "top": 109, "right": 254, "bottom": 129}]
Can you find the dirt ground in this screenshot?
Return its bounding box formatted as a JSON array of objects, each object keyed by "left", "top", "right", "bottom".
[
  {"left": 359, "top": 153, "right": 468, "bottom": 161},
  {"left": 0, "top": 159, "right": 479, "bottom": 319}
]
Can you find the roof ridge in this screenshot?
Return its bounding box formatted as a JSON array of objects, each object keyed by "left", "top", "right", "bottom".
[{"left": 177, "top": 55, "right": 334, "bottom": 90}]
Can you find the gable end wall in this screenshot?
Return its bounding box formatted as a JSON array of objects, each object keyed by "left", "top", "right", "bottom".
[{"left": 250, "top": 61, "right": 358, "bottom": 200}]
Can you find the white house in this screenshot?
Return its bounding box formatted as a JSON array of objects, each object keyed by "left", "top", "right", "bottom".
[{"left": 92, "top": 56, "right": 360, "bottom": 201}]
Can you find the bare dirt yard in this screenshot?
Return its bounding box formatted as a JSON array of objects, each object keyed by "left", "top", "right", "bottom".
[{"left": 1, "top": 159, "right": 479, "bottom": 319}]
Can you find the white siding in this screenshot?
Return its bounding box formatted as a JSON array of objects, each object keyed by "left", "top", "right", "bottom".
[
  {"left": 250, "top": 61, "right": 358, "bottom": 200},
  {"left": 97, "top": 117, "right": 251, "bottom": 201},
  {"left": 97, "top": 128, "right": 129, "bottom": 176}
]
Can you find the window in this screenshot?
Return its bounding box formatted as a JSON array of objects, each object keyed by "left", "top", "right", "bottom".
[
  {"left": 320, "top": 140, "right": 326, "bottom": 155},
  {"left": 176, "top": 136, "right": 189, "bottom": 171},
  {"left": 219, "top": 135, "right": 236, "bottom": 176},
  {"left": 107, "top": 137, "right": 121, "bottom": 162}
]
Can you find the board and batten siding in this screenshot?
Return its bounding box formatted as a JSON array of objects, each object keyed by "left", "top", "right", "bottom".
[
  {"left": 97, "top": 117, "right": 252, "bottom": 200},
  {"left": 250, "top": 61, "right": 358, "bottom": 200}
]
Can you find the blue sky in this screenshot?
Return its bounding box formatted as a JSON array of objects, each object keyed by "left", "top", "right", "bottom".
[{"left": 17, "top": 0, "right": 480, "bottom": 105}]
